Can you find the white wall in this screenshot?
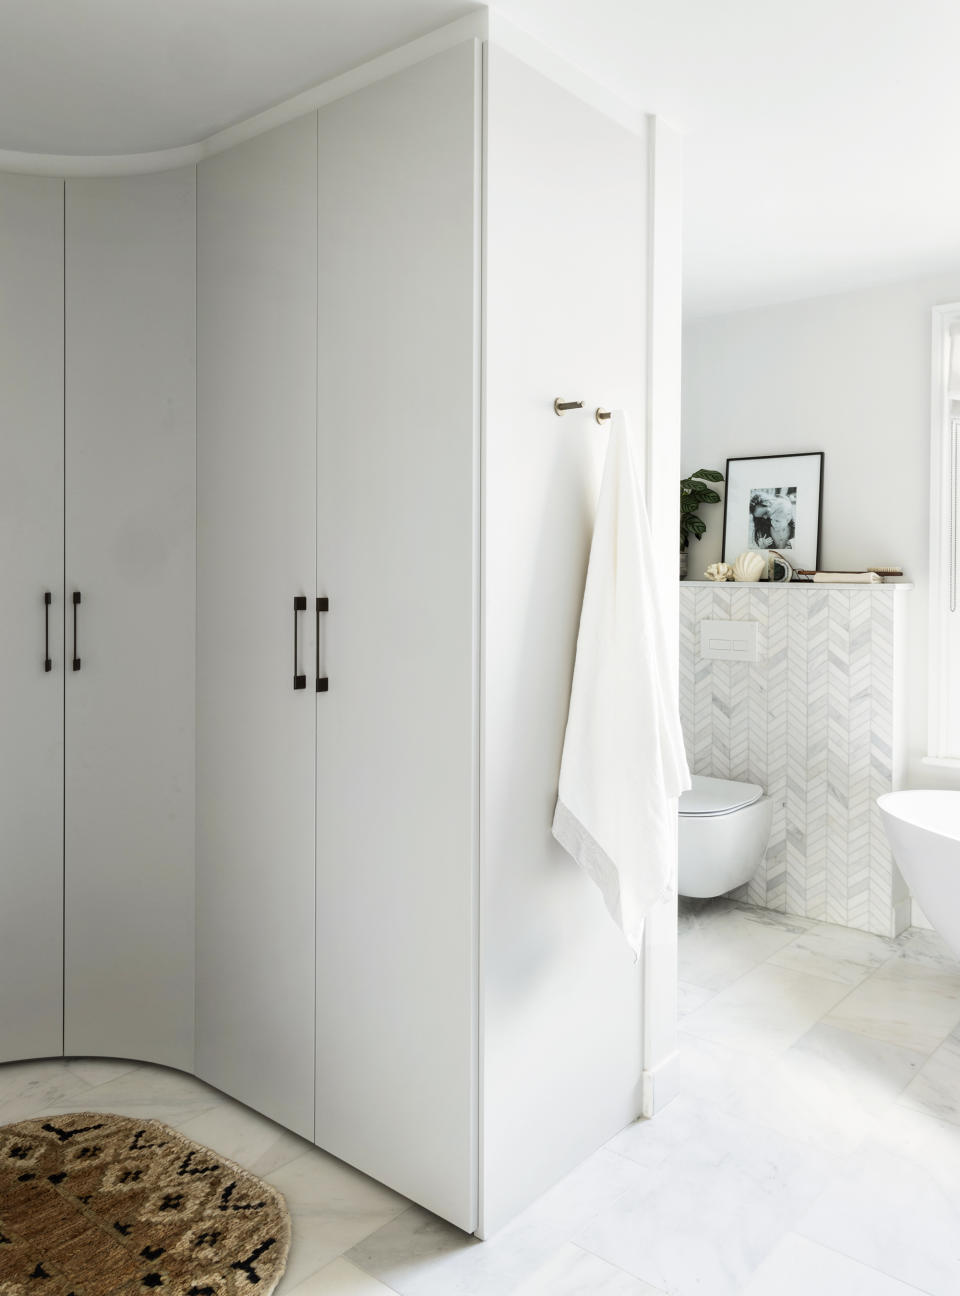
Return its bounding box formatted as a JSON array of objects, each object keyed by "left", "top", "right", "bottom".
[
  {"left": 682, "top": 272, "right": 960, "bottom": 792},
  {"left": 481, "top": 43, "right": 651, "bottom": 1236}
]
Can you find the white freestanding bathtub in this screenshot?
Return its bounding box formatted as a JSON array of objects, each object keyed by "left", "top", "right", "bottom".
[{"left": 878, "top": 790, "right": 960, "bottom": 958}]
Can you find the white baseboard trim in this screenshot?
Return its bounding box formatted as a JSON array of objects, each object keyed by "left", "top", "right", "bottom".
[{"left": 641, "top": 1047, "right": 682, "bottom": 1118}]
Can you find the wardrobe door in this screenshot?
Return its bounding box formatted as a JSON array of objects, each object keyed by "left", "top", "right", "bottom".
[
  {"left": 0, "top": 174, "right": 64, "bottom": 1063},
  {"left": 196, "top": 116, "right": 318, "bottom": 1139},
  {"left": 64, "top": 169, "right": 196, "bottom": 1069},
  {"left": 315, "top": 42, "right": 481, "bottom": 1229}
]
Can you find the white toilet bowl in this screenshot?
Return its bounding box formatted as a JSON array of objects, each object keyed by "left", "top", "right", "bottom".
[{"left": 678, "top": 774, "right": 773, "bottom": 898}]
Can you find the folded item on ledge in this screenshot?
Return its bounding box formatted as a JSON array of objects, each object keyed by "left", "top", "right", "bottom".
[{"left": 796, "top": 569, "right": 884, "bottom": 583}]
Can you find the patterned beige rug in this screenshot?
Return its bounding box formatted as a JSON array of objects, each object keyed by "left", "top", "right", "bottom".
[{"left": 0, "top": 1112, "right": 291, "bottom": 1295}]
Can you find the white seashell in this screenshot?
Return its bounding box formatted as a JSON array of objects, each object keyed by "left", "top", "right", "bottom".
[
  {"left": 731, "top": 550, "right": 767, "bottom": 582},
  {"left": 704, "top": 562, "right": 734, "bottom": 582}
]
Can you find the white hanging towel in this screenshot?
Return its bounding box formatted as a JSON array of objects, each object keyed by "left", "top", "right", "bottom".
[{"left": 552, "top": 411, "right": 691, "bottom": 954}]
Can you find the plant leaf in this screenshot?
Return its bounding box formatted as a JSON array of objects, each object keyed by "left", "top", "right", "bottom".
[
  {"left": 691, "top": 468, "right": 724, "bottom": 483},
  {"left": 694, "top": 487, "right": 721, "bottom": 504},
  {"left": 687, "top": 516, "right": 707, "bottom": 536},
  {"left": 681, "top": 496, "right": 699, "bottom": 513}
]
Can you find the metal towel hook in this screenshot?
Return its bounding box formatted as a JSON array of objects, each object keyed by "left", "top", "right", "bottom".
[
  {"left": 595, "top": 407, "right": 612, "bottom": 424},
  {"left": 553, "top": 398, "right": 585, "bottom": 416}
]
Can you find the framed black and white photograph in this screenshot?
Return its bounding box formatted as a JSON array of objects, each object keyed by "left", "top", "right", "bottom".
[{"left": 721, "top": 452, "right": 824, "bottom": 571}]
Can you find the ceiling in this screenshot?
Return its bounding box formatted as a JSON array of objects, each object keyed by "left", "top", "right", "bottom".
[{"left": 3, "top": 0, "right": 959, "bottom": 318}]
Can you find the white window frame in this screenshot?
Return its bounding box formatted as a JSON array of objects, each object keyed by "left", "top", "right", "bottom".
[{"left": 927, "top": 303, "right": 960, "bottom": 766}]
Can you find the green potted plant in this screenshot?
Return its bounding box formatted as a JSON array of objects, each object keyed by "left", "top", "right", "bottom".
[{"left": 680, "top": 468, "right": 724, "bottom": 578}]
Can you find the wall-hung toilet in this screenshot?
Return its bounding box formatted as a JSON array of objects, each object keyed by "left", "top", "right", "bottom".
[{"left": 678, "top": 775, "right": 774, "bottom": 898}]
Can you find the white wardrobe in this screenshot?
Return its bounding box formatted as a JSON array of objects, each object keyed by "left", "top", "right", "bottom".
[
  {"left": 0, "top": 25, "right": 672, "bottom": 1239},
  {"left": 0, "top": 168, "right": 195, "bottom": 1070},
  {"left": 197, "top": 43, "right": 480, "bottom": 1227},
  {"left": 196, "top": 38, "right": 654, "bottom": 1235}
]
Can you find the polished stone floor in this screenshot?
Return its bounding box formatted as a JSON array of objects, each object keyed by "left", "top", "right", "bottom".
[{"left": 4, "top": 901, "right": 960, "bottom": 1294}]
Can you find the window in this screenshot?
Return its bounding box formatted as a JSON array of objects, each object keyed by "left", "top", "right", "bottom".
[{"left": 928, "top": 304, "right": 960, "bottom": 763}]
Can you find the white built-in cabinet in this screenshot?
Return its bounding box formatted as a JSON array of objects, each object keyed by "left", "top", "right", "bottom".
[
  {"left": 196, "top": 112, "right": 319, "bottom": 1140},
  {"left": 0, "top": 29, "right": 662, "bottom": 1239},
  {"left": 64, "top": 172, "right": 196, "bottom": 1069},
  {"left": 197, "top": 43, "right": 480, "bottom": 1223},
  {"left": 197, "top": 39, "right": 651, "bottom": 1234},
  {"left": 312, "top": 45, "right": 480, "bottom": 1224},
  {"left": 0, "top": 168, "right": 197, "bottom": 1069},
  {"left": 0, "top": 174, "right": 64, "bottom": 1063}
]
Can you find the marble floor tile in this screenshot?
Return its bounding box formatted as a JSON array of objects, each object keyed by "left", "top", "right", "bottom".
[
  {"left": 677, "top": 982, "right": 715, "bottom": 1017},
  {"left": 266, "top": 1146, "right": 409, "bottom": 1289},
  {"left": 514, "top": 1243, "right": 665, "bottom": 1295},
  {"left": 681, "top": 963, "right": 851, "bottom": 1056},
  {"left": 347, "top": 1149, "right": 651, "bottom": 1296},
  {"left": 823, "top": 957, "right": 960, "bottom": 1055},
  {"left": 0, "top": 1057, "right": 95, "bottom": 1125},
  {"left": 891, "top": 926, "right": 960, "bottom": 970},
  {"left": 608, "top": 1095, "right": 725, "bottom": 1171},
  {"left": 176, "top": 1097, "right": 314, "bottom": 1178},
  {"left": 64, "top": 1056, "right": 141, "bottom": 1087},
  {"left": 768, "top": 923, "right": 899, "bottom": 985},
  {"left": 281, "top": 1256, "right": 400, "bottom": 1295},
  {"left": 669, "top": 1021, "right": 923, "bottom": 1159},
  {"left": 730, "top": 903, "right": 817, "bottom": 932},
  {"left": 797, "top": 1106, "right": 960, "bottom": 1296},
  {"left": 2, "top": 910, "right": 955, "bottom": 1296},
  {"left": 677, "top": 901, "right": 812, "bottom": 992},
  {"left": 346, "top": 1205, "right": 479, "bottom": 1295},
  {"left": 789, "top": 1022, "right": 927, "bottom": 1109},
  {"left": 670, "top": 1031, "right": 750, "bottom": 1109},
  {"left": 713, "top": 1053, "right": 873, "bottom": 1156},
  {"left": 581, "top": 1107, "right": 839, "bottom": 1296},
  {"left": 740, "top": 1233, "right": 926, "bottom": 1295},
  {"left": 898, "top": 1025, "right": 960, "bottom": 1125},
  {"left": 873, "top": 1100, "right": 960, "bottom": 1170},
  {"left": 769, "top": 1023, "right": 926, "bottom": 1143},
  {"left": 35, "top": 1061, "right": 224, "bottom": 1126}
]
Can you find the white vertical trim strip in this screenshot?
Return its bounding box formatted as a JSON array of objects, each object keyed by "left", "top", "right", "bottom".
[
  {"left": 928, "top": 304, "right": 960, "bottom": 760},
  {"left": 641, "top": 115, "right": 684, "bottom": 1116},
  {"left": 951, "top": 418, "right": 958, "bottom": 613}
]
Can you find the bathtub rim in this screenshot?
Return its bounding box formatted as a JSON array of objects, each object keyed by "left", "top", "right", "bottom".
[{"left": 878, "top": 789, "right": 960, "bottom": 845}]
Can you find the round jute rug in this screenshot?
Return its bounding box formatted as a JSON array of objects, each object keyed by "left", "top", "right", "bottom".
[{"left": 0, "top": 1112, "right": 291, "bottom": 1295}]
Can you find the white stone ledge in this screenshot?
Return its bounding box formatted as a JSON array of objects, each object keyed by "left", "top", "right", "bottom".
[{"left": 681, "top": 581, "right": 914, "bottom": 592}]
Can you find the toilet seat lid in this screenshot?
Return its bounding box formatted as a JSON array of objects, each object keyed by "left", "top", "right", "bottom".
[{"left": 680, "top": 774, "right": 764, "bottom": 817}]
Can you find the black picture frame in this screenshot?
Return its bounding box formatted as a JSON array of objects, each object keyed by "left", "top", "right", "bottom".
[{"left": 721, "top": 451, "right": 824, "bottom": 571}]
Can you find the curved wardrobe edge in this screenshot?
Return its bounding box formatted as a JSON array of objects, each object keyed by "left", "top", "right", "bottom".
[{"left": 0, "top": 1051, "right": 198, "bottom": 1080}]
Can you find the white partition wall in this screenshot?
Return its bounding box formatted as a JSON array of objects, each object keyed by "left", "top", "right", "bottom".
[
  {"left": 480, "top": 43, "right": 651, "bottom": 1235},
  {"left": 0, "top": 174, "right": 64, "bottom": 1063},
  {"left": 64, "top": 168, "right": 197, "bottom": 1069},
  {"left": 314, "top": 42, "right": 481, "bottom": 1230},
  {"left": 196, "top": 115, "right": 318, "bottom": 1140}
]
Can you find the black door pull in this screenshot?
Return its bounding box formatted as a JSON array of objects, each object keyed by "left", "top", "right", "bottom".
[
  {"left": 44, "top": 592, "right": 52, "bottom": 672},
  {"left": 293, "top": 596, "right": 307, "bottom": 690},
  {"left": 316, "top": 597, "right": 329, "bottom": 693},
  {"left": 72, "top": 591, "right": 81, "bottom": 671}
]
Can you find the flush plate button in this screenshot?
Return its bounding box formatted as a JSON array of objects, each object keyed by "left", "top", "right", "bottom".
[{"left": 698, "top": 619, "right": 759, "bottom": 662}]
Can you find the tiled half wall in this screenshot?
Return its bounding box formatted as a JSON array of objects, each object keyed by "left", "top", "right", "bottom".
[{"left": 679, "top": 583, "right": 911, "bottom": 936}]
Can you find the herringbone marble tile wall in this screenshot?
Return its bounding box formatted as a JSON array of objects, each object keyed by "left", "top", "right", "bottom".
[{"left": 679, "top": 583, "right": 906, "bottom": 936}]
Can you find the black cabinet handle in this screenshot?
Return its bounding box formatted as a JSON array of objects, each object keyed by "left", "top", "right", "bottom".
[
  {"left": 316, "top": 597, "right": 329, "bottom": 693},
  {"left": 44, "top": 592, "right": 52, "bottom": 672},
  {"left": 72, "top": 591, "right": 81, "bottom": 671},
  {"left": 293, "top": 596, "right": 307, "bottom": 690}
]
